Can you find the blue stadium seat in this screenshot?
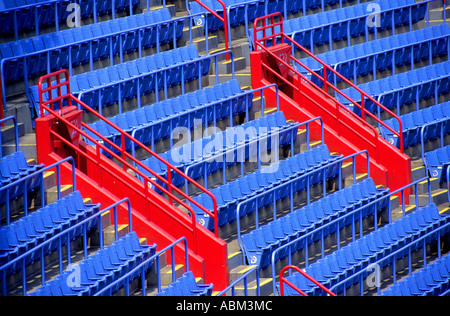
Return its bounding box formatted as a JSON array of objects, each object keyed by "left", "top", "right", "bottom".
[
  {"left": 190, "top": 143, "right": 342, "bottom": 231},
  {"left": 339, "top": 61, "right": 450, "bottom": 116},
  {"left": 380, "top": 253, "right": 450, "bottom": 296},
  {"left": 280, "top": 204, "right": 450, "bottom": 296},
  {"left": 249, "top": 0, "right": 427, "bottom": 49},
  {"left": 137, "top": 111, "right": 298, "bottom": 188},
  {"left": 28, "top": 232, "right": 157, "bottom": 296},
  {"left": 423, "top": 145, "right": 450, "bottom": 183},
  {"left": 299, "top": 24, "right": 450, "bottom": 87},
  {"left": 84, "top": 79, "right": 248, "bottom": 157},
  {"left": 0, "top": 151, "right": 44, "bottom": 205},
  {"left": 1, "top": 8, "right": 184, "bottom": 86},
  {"left": 0, "top": 0, "right": 142, "bottom": 35},
  {"left": 380, "top": 102, "right": 450, "bottom": 149},
  {"left": 0, "top": 191, "right": 101, "bottom": 276}
]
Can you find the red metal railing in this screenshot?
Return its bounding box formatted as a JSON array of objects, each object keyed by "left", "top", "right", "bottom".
[
  {"left": 193, "top": 0, "right": 230, "bottom": 60},
  {"left": 38, "top": 70, "right": 220, "bottom": 242},
  {"left": 252, "top": 13, "right": 405, "bottom": 154},
  {"left": 279, "top": 265, "right": 337, "bottom": 296},
  {"left": 0, "top": 76, "right": 4, "bottom": 123}
]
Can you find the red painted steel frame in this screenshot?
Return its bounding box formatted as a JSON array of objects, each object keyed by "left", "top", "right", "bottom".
[
  {"left": 35, "top": 70, "right": 229, "bottom": 289},
  {"left": 253, "top": 13, "right": 404, "bottom": 153},
  {"left": 193, "top": 0, "right": 230, "bottom": 60},
  {"left": 279, "top": 265, "right": 337, "bottom": 296},
  {"left": 250, "top": 13, "right": 412, "bottom": 194}
]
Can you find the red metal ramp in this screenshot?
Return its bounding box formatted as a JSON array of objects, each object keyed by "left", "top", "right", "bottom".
[
  {"left": 249, "top": 13, "right": 412, "bottom": 194},
  {"left": 34, "top": 70, "right": 229, "bottom": 290}
]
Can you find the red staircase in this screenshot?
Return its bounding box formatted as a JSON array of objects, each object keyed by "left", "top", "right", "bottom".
[
  {"left": 249, "top": 13, "right": 412, "bottom": 194},
  {"left": 34, "top": 70, "right": 229, "bottom": 290}
]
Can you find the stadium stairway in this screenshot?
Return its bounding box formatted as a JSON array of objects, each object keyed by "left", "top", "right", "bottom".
[
  {"left": 3, "top": 0, "right": 450, "bottom": 296},
  {"left": 428, "top": 0, "right": 450, "bottom": 26}
]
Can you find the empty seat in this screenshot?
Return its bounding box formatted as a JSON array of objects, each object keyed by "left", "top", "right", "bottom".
[
  {"left": 137, "top": 111, "right": 298, "bottom": 188},
  {"left": 279, "top": 204, "right": 450, "bottom": 296},
  {"left": 0, "top": 151, "right": 45, "bottom": 205},
  {"left": 241, "top": 178, "right": 390, "bottom": 269},
  {"left": 0, "top": 191, "right": 101, "bottom": 276},
  {"left": 380, "top": 253, "right": 450, "bottom": 296},
  {"left": 28, "top": 232, "right": 157, "bottom": 296}
]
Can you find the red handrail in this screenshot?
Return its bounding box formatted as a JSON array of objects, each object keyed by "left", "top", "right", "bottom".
[
  {"left": 253, "top": 13, "right": 405, "bottom": 154},
  {"left": 280, "top": 265, "right": 337, "bottom": 296},
  {"left": 193, "top": 0, "right": 230, "bottom": 60},
  {"left": 37, "top": 70, "right": 220, "bottom": 241}
]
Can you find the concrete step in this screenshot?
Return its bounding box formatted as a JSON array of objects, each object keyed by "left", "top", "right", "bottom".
[
  {"left": 409, "top": 188, "right": 449, "bottom": 207},
  {"left": 428, "top": 7, "right": 450, "bottom": 20},
  {"left": 192, "top": 35, "right": 219, "bottom": 53},
  {"left": 45, "top": 184, "right": 74, "bottom": 205},
  {"left": 209, "top": 67, "right": 252, "bottom": 87},
  {"left": 180, "top": 25, "right": 205, "bottom": 45},
  {"left": 411, "top": 165, "right": 427, "bottom": 182},
  {"left": 103, "top": 224, "right": 131, "bottom": 246},
  {"left": 344, "top": 173, "right": 368, "bottom": 187},
  {"left": 147, "top": 264, "right": 186, "bottom": 292},
  {"left": 43, "top": 171, "right": 57, "bottom": 190},
  {"left": 143, "top": 4, "right": 177, "bottom": 16},
  {"left": 412, "top": 177, "right": 440, "bottom": 195},
  {"left": 215, "top": 56, "right": 248, "bottom": 74},
  {"left": 5, "top": 198, "right": 113, "bottom": 295},
  {"left": 230, "top": 277, "right": 273, "bottom": 296}
]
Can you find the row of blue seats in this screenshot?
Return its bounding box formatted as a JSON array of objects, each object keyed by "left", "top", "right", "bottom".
[
  {"left": 0, "top": 0, "right": 140, "bottom": 34},
  {"left": 191, "top": 144, "right": 342, "bottom": 231},
  {"left": 424, "top": 145, "right": 450, "bottom": 183},
  {"left": 29, "top": 232, "right": 157, "bottom": 296},
  {"left": 0, "top": 191, "right": 100, "bottom": 275},
  {"left": 29, "top": 45, "right": 210, "bottom": 114},
  {"left": 137, "top": 112, "right": 298, "bottom": 188},
  {"left": 189, "top": 0, "right": 355, "bottom": 31},
  {"left": 0, "top": 8, "right": 183, "bottom": 84},
  {"left": 381, "top": 253, "right": 450, "bottom": 296},
  {"left": 241, "top": 178, "right": 390, "bottom": 269},
  {"left": 250, "top": 0, "right": 427, "bottom": 49},
  {"left": 380, "top": 102, "right": 450, "bottom": 149},
  {"left": 155, "top": 271, "right": 213, "bottom": 296},
  {"left": 339, "top": 61, "right": 450, "bottom": 116},
  {"left": 300, "top": 24, "right": 450, "bottom": 86},
  {"left": 280, "top": 203, "right": 450, "bottom": 296},
  {"left": 83, "top": 79, "right": 248, "bottom": 155},
  {"left": 0, "top": 151, "right": 44, "bottom": 204}
]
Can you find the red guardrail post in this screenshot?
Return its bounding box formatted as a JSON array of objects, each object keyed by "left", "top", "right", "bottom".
[{"left": 280, "top": 265, "right": 337, "bottom": 296}]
